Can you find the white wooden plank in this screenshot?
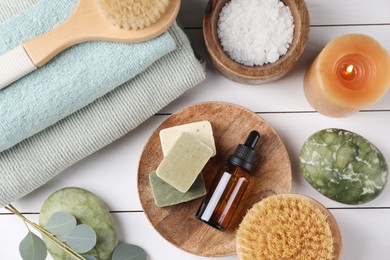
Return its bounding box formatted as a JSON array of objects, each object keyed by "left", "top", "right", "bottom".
[
  {"left": 1, "top": 1, "right": 390, "bottom": 259},
  {"left": 161, "top": 25, "right": 390, "bottom": 114},
  {"left": 306, "top": 0, "right": 390, "bottom": 26},
  {"left": 116, "top": 210, "right": 390, "bottom": 260},
  {"left": 2, "top": 111, "right": 389, "bottom": 214},
  {"left": 330, "top": 209, "right": 390, "bottom": 259},
  {"left": 1, "top": 210, "right": 390, "bottom": 259},
  {"left": 0, "top": 214, "right": 34, "bottom": 259},
  {"left": 178, "top": 0, "right": 390, "bottom": 28},
  {"left": 112, "top": 213, "right": 237, "bottom": 260},
  {"left": 0, "top": 213, "right": 237, "bottom": 260},
  {"left": 2, "top": 0, "right": 389, "bottom": 27}
]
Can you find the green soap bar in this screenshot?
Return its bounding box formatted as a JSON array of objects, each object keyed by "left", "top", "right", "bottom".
[
  {"left": 300, "top": 128, "right": 388, "bottom": 205},
  {"left": 156, "top": 132, "right": 213, "bottom": 193},
  {"left": 150, "top": 171, "right": 206, "bottom": 207}
]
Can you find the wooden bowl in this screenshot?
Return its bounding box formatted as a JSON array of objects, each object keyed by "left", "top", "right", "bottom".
[
  {"left": 203, "top": 0, "right": 310, "bottom": 85},
  {"left": 138, "top": 102, "right": 292, "bottom": 256}
]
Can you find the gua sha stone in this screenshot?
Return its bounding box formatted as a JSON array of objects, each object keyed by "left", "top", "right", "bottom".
[
  {"left": 299, "top": 128, "right": 388, "bottom": 204},
  {"left": 156, "top": 132, "right": 213, "bottom": 193},
  {"left": 149, "top": 171, "right": 207, "bottom": 207},
  {"left": 39, "top": 187, "right": 118, "bottom": 260}
]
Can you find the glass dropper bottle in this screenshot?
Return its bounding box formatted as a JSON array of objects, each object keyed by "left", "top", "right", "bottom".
[{"left": 196, "top": 130, "right": 260, "bottom": 231}]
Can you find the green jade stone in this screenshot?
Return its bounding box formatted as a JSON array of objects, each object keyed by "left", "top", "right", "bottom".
[
  {"left": 156, "top": 132, "right": 213, "bottom": 193},
  {"left": 40, "top": 187, "right": 118, "bottom": 260},
  {"left": 300, "top": 128, "right": 388, "bottom": 204},
  {"left": 150, "top": 171, "right": 206, "bottom": 207}
]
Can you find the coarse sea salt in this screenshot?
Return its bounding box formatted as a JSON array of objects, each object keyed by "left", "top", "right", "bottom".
[{"left": 217, "top": 0, "right": 294, "bottom": 67}]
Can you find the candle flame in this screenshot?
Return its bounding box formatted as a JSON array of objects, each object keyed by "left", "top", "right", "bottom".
[{"left": 346, "top": 64, "right": 354, "bottom": 74}]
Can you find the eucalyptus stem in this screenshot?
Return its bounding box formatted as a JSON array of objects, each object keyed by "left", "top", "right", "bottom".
[{"left": 5, "top": 204, "right": 85, "bottom": 260}]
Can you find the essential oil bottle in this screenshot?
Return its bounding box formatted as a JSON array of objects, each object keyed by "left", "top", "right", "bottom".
[{"left": 196, "top": 130, "right": 260, "bottom": 231}]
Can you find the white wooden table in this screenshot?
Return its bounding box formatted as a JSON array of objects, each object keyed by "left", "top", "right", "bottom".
[{"left": 1, "top": 0, "right": 390, "bottom": 259}]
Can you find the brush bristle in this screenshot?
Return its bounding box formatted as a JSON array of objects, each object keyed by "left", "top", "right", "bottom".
[
  {"left": 236, "top": 195, "right": 334, "bottom": 260},
  {"left": 97, "top": 0, "right": 170, "bottom": 30}
]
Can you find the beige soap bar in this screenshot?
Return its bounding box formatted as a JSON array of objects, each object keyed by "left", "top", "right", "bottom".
[
  {"left": 159, "top": 121, "right": 216, "bottom": 157},
  {"left": 156, "top": 132, "right": 213, "bottom": 193}
]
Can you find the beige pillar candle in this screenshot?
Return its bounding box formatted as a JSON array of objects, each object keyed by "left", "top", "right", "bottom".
[{"left": 304, "top": 34, "right": 390, "bottom": 117}]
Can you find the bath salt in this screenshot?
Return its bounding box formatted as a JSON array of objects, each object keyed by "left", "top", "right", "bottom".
[{"left": 218, "top": 0, "right": 294, "bottom": 66}]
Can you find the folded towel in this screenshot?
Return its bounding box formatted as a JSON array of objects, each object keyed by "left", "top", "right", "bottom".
[
  {"left": 0, "top": 1, "right": 206, "bottom": 207},
  {"left": 0, "top": 0, "right": 176, "bottom": 152}
]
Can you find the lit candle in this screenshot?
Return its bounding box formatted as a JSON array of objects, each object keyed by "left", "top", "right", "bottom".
[{"left": 304, "top": 34, "right": 390, "bottom": 117}]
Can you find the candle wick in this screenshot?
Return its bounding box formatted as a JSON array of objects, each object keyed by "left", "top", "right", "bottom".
[{"left": 346, "top": 64, "right": 354, "bottom": 75}]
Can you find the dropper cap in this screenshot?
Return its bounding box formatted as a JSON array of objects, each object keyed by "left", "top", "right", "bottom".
[{"left": 228, "top": 131, "right": 260, "bottom": 172}]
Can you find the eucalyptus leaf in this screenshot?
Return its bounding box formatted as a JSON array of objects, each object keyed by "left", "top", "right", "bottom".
[
  {"left": 45, "top": 211, "right": 77, "bottom": 241},
  {"left": 40, "top": 188, "right": 118, "bottom": 260},
  {"left": 19, "top": 231, "right": 47, "bottom": 260},
  {"left": 84, "top": 255, "right": 97, "bottom": 260},
  {"left": 112, "top": 243, "right": 147, "bottom": 260},
  {"left": 63, "top": 224, "right": 97, "bottom": 253}
]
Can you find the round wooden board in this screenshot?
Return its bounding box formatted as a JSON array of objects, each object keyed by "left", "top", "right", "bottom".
[{"left": 137, "top": 102, "right": 292, "bottom": 256}]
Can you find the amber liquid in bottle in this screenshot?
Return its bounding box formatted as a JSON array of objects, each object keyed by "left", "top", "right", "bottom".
[
  {"left": 196, "top": 131, "right": 260, "bottom": 231},
  {"left": 196, "top": 164, "right": 250, "bottom": 231}
]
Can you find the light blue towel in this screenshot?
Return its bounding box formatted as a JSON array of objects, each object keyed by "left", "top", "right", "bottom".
[{"left": 0, "top": 0, "right": 176, "bottom": 152}]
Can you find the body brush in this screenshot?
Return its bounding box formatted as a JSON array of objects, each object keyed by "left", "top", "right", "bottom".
[
  {"left": 236, "top": 194, "right": 342, "bottom": 260},
  {"left": 0, "top": 0, "right": 180, "bottom": 89}
]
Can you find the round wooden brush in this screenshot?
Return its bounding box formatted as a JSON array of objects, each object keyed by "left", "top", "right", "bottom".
[
  {"left": 97, "top": 0, "right": 170, "bottom": 30},
  {"left": 0, "top": 0, "right": 180, "bottom": 89},
  {"left": 236, "top": 194, "right": 342, "bottom": 260}
]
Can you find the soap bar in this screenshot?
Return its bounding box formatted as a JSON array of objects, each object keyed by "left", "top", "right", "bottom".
[
  {"left": 149, "top": 171, "right": 206, "bottom": 207},
  {"left": 159, "top": 121, "right": 216, "bottom": 157},
  {"left": 156, "top": 132, "right": 213, "bottom": 193}
]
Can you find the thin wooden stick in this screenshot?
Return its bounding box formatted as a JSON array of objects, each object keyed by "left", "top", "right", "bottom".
[{"left": 5, "top": 204, "right": 85, "bottom": 260}]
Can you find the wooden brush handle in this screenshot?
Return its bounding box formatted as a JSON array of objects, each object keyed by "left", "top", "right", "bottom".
[
  {"left": 22, "top": 0, "right": 96, "bottom": 67},
  {"left": 0, "top": 0, "right": 181, "bottom": 89},
  {"left": 22, "top": 19, "right": 83, "bottom": 67},
  {"left": 22, "top": 0, "right": 182, "bottom": 67},
  {"left": 0, "top": 0, "right": 97, "bottom": 89}
]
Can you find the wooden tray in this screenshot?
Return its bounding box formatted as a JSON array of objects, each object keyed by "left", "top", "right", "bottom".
[{"left": 137, "top": 102, "right": 292, "bottom": 256}]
